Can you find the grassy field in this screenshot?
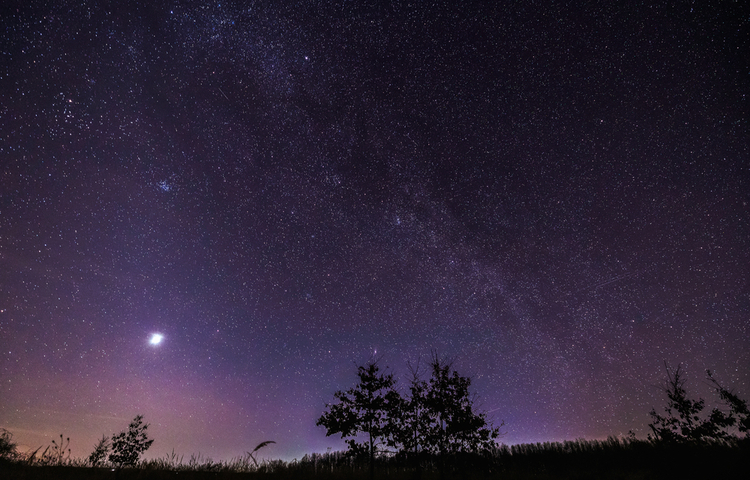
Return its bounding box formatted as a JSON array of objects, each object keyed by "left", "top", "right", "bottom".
[{"left": 2, "top": 437, "right": 748, "bottom": 479}]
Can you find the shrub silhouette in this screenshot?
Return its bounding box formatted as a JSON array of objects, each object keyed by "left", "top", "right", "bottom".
[
  {"left": 108, "top": 415, "right": 154, "bottom": 467},
  {"left": 88, "top": 435, "right": 110, "bottom": 466},
  {"left": 0, "top": 428, "right": 18, "bottom": 460}
]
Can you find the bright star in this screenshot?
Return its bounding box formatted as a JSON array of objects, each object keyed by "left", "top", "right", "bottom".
[{"left": 149, "top": 333, "right": 164, "bottom": 345}]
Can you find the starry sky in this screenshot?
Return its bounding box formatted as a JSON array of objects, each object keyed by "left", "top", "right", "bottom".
[{"left": 1, "top": 0, "right": 749, "bottom": 463}]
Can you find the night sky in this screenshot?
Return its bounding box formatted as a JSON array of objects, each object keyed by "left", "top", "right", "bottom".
[{"left": 1, "top": 0, "right": 749, "bottom": 463}]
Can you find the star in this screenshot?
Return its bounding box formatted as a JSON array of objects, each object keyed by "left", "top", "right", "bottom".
[{"left": 1, "top": 0, "right": 746, "bottom": 463}]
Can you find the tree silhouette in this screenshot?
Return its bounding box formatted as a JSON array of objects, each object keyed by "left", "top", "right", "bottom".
[
  {"left": 316, "top": 361, "right": 400, "bottom": 480},
  {"left": 318, "top": 356, "right": 501, "bottom": 479},
  {"left": 390, "top": 360, "right": 433, "bottom": 479},
  {"left": 648, "top": 363, "right": 733, "bottom": 443},
  {"left": 108, "top": 415, "right": 154, "bottom": 467},
  {"left": 708, "top": 370, "right": 750, "bottom": 437},
  {"left": 394, "top": 361, "right": 430, "bottom": 448},
  {"left": 422, "top": 354, "right": 500, "bottom": 456}
]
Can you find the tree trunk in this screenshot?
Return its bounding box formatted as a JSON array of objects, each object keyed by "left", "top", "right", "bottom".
[{"left": 369, "top": 431, "right": 374, "bottom": 480}]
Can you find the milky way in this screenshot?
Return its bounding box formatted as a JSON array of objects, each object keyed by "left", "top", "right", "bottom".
[{"left": 1, "top": 0, "right": 748, "bottom": 461}]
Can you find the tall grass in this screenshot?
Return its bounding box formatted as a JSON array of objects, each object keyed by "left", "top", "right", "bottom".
[{"left": 2, "top": 436, "right": 749, "bottom": 479}]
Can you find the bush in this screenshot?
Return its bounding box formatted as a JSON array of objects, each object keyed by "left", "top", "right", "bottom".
[
  {"left": 0, "top": 428, "right": 18, "bottom": 460},
  {"left": 109, "top": 415, "right": 154, "bottom": 467},
  {"left": 88, "top": 435, "right": 110, "bottom": 466}
]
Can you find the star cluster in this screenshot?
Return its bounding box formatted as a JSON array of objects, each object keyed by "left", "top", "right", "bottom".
[{"left": 1, "top": 0, "right": 748, "bottom": 462}]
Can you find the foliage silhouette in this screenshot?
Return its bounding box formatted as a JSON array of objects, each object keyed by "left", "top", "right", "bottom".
[
  {"left": 318, "top": 355, "right": 501, "bottom": 478},
  {"left": 421, "top": 353, "right": 500, "bottom": 456},
  {"left": 708, "top": 370, "right": 750, "bottom": 437},
  {"left": 316, "top": 360, "right": 400, "bottom": 479},
  {"left": 385, "top": 355, "right": 501, "bottom": 478},
  {"left": 88, "top": 435, "right": 110, "bottom": 466},
  {"left": 109, "top": 415, "right": 154, "bottom": 467},
  {"left": 1, "top": 435, "right": 749, "bottom": 478},
  {"left": 648, "top": 363, "right": 734, "bottom": 443},
  {"left": 390, "top": 359, "right": 432, "bottom": 476},
  {"left": 0, "top": 428, "right": 18, "bottom": 460}
]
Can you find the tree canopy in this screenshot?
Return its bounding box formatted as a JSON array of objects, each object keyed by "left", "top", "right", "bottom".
[
  {"left": 316, "top": 361, "right": 400, "bottom": 478},
  {"left": 421, "top": 354, "right": 500, "bottom": 455},
  {"left": 317, "top": 355, "right": 501, "bottom": 475},
  {"left": 648, "top": 364, "right": 747, "bottom": 443}
]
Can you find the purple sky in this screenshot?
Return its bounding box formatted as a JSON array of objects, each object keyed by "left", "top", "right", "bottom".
[{"left": 1, "top": 0, "right": 748, "bottom": 462}]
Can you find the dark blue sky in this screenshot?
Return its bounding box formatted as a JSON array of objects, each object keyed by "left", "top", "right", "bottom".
[{"left": 1, "top": 0, "right": 748, "bottom": 462}]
